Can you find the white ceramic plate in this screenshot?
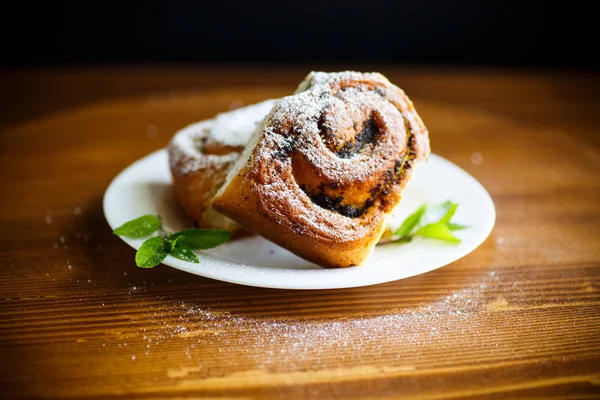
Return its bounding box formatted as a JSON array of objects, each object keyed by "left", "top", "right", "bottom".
[{"left": 103, "top": 150, "right": 495, "bottom": 289}]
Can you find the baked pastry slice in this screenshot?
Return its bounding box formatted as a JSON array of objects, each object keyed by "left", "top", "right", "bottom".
[
  {"left": 212, "top": 71, "right": 430, "bottom": 268},
  {"left": 167, "top": 99, "right": 276, "bottom": 233}
]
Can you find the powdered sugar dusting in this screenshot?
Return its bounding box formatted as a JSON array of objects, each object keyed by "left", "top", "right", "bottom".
[
  {"left": 294, "top": 70, "right": 392, "bottom": 94},
  {"left": 168, "top": 99, "right": 275, "bottom": 175},
  {"left": 210, "top": 99, "right": 276, "bottom": 147},
  {"left": 168, "top": 140, "right": 239, "bottom": 175}
]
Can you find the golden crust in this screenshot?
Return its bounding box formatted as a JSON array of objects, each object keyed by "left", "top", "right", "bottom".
[
  {"left": 213, "top": 71, "right": 430, "bottom": 268},
  {"left": 169, "top": 138, "right": 243, "bottom": 231}
]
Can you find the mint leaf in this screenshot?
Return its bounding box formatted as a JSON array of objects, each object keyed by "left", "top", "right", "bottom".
[
  {"left": 171, "top": 241, "right": 199, "bottom": 263},
  {"left": 419, "top": 201, "right": 451, "bottom": 226},
  {"left": 135, "top": 237, "right": 168, "bottom": 268},
  {"left": 389, "top": 201, "right": 467, "bottom": 245},
  {"left": 168, "top": 229, "right": 231, "bottom": 250},
  {"left": 394, "top": 205, "right": 426, "bottom": 238},
  {"left": 393, "top": 236, "right": 413, "bottom": 244},
  {"left": 168, "top": 235, "right": 185, "bottom": 252},
  {"left": 447, "top": 223, "right": 469, "bottom": 230},
  {"left": 440, "top": 200, "right": 454, "bottom": 211},
  {"left": 439, "top": 202, "right": 458, "bottom": 224},
  {"left": 113, "top": 215, "right": 161, "bottom": 238},
  {"left": 415, "top": 222, "right": 461, "bottom": 243}
]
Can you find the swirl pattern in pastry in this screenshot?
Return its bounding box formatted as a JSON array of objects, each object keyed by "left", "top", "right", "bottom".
[{"left": 213, "top": 71, "right": 430, "bottom": 268}]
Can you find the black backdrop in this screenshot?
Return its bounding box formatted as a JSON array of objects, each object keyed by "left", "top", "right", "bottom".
[{"left": 1, "top": 0, "right": 596, "bottom": 69}]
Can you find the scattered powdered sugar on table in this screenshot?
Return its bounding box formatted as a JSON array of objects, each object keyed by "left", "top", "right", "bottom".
[{"left": 117, "top": 270, "right": 518, "bottom": 372}]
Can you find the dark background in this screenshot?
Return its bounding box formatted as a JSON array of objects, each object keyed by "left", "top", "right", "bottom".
[{"left": 1, "top": 0, "right": 596, "bottom": 69}]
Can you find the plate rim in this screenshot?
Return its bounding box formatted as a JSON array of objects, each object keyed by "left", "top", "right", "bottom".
[{"left": 103, "top": 149, "right": 496, "bottom": 290}]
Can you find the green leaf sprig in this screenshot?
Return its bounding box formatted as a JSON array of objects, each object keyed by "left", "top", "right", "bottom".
[
  {"left": 391, "top": 201, "right": 469, "bottom": 244},
  {"left": 113, "top": 215, "right": 231, "bottom": 268}
]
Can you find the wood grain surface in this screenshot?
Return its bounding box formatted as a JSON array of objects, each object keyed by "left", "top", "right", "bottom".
[{"left": 0, "top": 66, "right": 599, "bottom": 399}]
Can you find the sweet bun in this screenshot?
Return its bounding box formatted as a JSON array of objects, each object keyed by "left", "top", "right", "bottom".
[
  {"left": 167, "top": 99, "right": 276, "bottom": 233},
  {"left": 212, "top": 71, "right": 430, "bottom": 268}
]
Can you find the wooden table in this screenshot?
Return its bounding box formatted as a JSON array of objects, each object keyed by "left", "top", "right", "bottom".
[{"left": 1, "top": 65, "right": 599, "bottom": 399}]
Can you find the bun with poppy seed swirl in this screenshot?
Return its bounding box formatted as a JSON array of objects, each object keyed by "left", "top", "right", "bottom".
[
  {"left": 212, "top": 71, "right": 430, "bottom": 268},
  {"left": 167, "top": 99, "right": 276, "bottom": 234}
]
